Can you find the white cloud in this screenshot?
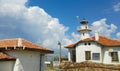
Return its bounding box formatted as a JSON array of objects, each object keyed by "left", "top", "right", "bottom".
[
  {"left": 113, "top": 2, "right": 120, "bottom": 12},
  {"left": 0, "top": 0, "right": 72, "bottom": 50},
  {"left": 1, "top": 0, "right": 119, "bottom": 53},
  {"left": 71, "top": 32, "right": 80, "bottom": 42},
  {"left": 91, "top": 18, "right": 117, "bottom": 37},
  {"left": 116, "top": 32, "right": 120, "bottom": 39}
]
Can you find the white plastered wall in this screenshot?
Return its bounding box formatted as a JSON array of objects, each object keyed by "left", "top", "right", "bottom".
[
  {"left": 68, "top": 49, "right": 71, "bottom": 61},
  {"left": 6, "top": 50, "right": 45, "bottom": 71},
  {"left": 0, "top": 61, "right": 15, "bottom": 71},
  {"left": 102, "top": 47, "right": 120, "bottom": 64},
  {"left": 76, "top": 42, "right": 102, "bottom": 63}
]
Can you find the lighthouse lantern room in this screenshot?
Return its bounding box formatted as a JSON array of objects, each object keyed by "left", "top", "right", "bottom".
[{"left": 78, "top": 19, "right": 92, "bottom": 40}]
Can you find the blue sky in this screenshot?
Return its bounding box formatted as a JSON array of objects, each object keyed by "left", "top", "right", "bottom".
[
  {"left": 0, "top": 0, "right": 120, "bottom": 54},
  {"left": 27, "top": 0, "right": 120, "bottom": 36}
]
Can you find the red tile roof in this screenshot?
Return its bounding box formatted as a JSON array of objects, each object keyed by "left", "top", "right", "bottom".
[
  {"left": 0, "top": 52, "right": 15, "bottom": 61},
  {"left": 65, "top": 36, "right": 120, "bottom": 48},
  {"left": 81, "top": 36, "right": 120, "bottom": 46},
  {"left": 65, "top": 43, "right": 75, "bottom": 48},
  {"left": 0, "top": 38, "right": 54, "bottom": 53}
]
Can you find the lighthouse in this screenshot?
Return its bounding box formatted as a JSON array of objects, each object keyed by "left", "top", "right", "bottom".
[{"left": 78, "top": 19, "right": 92, "bottom": 40}]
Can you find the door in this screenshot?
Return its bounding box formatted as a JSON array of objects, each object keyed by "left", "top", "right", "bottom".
[{"left": 85, "top": 51, "right": 91, "bottom": 60}]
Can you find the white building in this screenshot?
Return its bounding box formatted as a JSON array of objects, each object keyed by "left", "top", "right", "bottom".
[
  {"left": 65, "top": 19, "right": 120, "bottom": 64},
  {"left": 0, "top": 38, "right": 53, "bottom": 71}
]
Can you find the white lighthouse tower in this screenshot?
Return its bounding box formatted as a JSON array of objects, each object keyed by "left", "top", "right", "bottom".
[{"left": 78, "top": 19, "right": 92, "bottom": 40}]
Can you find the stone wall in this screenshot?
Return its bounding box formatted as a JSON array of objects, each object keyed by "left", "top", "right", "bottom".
[{"left": 59, "top": 61, "right": 120, "bottom": 71}]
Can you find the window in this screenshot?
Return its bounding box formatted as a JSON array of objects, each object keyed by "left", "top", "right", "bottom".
[
  {"left": 71, "top": 49, "right": 76, "bottom": 62},
  {"left": 111, "top": 52, "right": 119, "bottom": 62},
  {"left": 92, "top": 53, "right": 100, "bottom": 60},
  {"left": 83, "top": 33, "right": 84, "bottom": 36},
  {"left": 84, "top": 43, "right": 87, "bottom": 45},
  {"left": 85, "top": 51, "right": 91, "bottom": 60},
  {"left": 88, "top": 43, "right": 91, "bottom": 45}
]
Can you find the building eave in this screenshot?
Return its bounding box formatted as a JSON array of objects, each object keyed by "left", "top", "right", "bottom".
[
  {"left": 0, "top": 58, "right": 16, "bottom": 61},
  {"left": 0, "top": 52, "right": 16, "bottom": 61},
  {"left": 0, "top": 46, "right": 54, "bottom": 54},
  {"left": 0, "top": 38, "right": 54, "bottom": 54}
]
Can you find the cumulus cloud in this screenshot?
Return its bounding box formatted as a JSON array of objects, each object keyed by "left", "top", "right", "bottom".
[
  {"left": 0, "top": 0, "right": 72, "bottom": 50},
  {"left": 91, "top": 18, "right": 117, "bottom": 37},
  {"left": 113, "top": 2, "right": 120, "bottom": 12},
  {"left": 1, "top": 0, "right": 119, "bottom": 53},
  {"left": 116, "top": 32, "right": 120, "bottom": 39},
  {"left": 71, "top": 32, "right": 80, "bottom": 42}
]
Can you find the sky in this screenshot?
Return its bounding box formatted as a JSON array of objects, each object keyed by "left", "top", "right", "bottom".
[
  {"left": 0, "top": 0, "right": 120, "bottom": 54},
  {"left": 27, "top": 0, "right": 120, "bottom": 35}
]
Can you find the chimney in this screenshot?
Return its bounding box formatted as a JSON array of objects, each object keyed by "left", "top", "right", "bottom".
[
  {"left": 95, "top": 31, "right": 99, "bottom": 41},
  {"left": 18, "top": 38, "right": 22, "bottom": 47}
]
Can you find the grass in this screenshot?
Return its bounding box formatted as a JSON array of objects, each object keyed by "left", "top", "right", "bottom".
[{"left": 46, "top": 65, "right": 59, "bottom": 71}]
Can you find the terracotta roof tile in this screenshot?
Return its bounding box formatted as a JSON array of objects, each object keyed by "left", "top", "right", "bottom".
[
  {"left": 0, "top": 52, "right": 15, "bottom": 61},
  {"left": 82, "top": 36, "right": 120, "bottom": 46},
  {"left": 65, "top": 36, "right": 120, "bottom": 48},
  {"left": 22, "top": 39, "right": 54, "bottom": 53},
  {"left": 0, "top": 38, "right": 54, "bottom": 53},
  {"left": 0, "top": 39, "right": 18, "bottom": 47},
  {"left": 65, "top": 43, "right": 76, "bottom": 48}
]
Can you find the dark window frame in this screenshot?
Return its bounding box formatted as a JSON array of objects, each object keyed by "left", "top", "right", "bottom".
[
  {"left": 83, "top": 33, "right": 84, "bottom": 36},
  {"left": 111, "top": 52, "right": 119, "bottom": 62},
  {"left": 85, "top": 51, "right": 91, "bottom": 60}
]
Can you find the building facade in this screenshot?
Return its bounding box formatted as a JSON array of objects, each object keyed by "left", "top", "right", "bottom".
[
  {"left": 65, "top": 19, "right": 120, "bottom": 64},
  {"left": 0, "top": 38, "right": 54, "bottom": 71}
]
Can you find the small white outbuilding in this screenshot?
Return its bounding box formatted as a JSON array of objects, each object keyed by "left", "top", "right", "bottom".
[
  {"left": 0, "top": 38, "right": 54, "bottom": 71},
  {"left": 65, "top": 19, "right": 120, "bottom": 64}
]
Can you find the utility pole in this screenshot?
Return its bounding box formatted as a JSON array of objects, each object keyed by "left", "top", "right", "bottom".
[{"left": 58, "top": 41, "right": 62, "bottom": 64}]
